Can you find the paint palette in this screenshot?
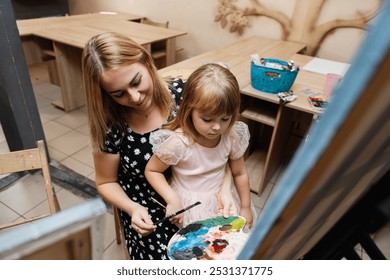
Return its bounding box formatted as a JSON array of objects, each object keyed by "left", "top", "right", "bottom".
[{"left": 167, "top": 216, "right": 249, "bottom": 260}]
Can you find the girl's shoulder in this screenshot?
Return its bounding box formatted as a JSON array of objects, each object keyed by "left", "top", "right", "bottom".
[
  {"left": 150, "top": 128, "right": 190, "bottom": 152},
  {"left": 231, "top": 121, "right": 250, "bottom": 139},
  {"left": 150, "top": 128, "right": 190, "bottom": 164},
  {"left": 226, "top": 121, "right": 250, "bottom": 159}
]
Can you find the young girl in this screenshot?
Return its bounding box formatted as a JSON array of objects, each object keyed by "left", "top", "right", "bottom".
[{"left": 145, "top": 63, "right": 255, "bottom": 228}]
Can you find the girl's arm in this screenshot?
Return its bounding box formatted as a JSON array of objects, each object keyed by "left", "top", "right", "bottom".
[
  {"left": 217, "top": 164, "right": 238, "bottom": 217},
  {"left": 145, "top": 155, "right": 184, "bottom": 225},
  {"left": 229, "top": 157, "right": 253, "bottom": 228},
  {"left": 94, "top": 152, "right": 156, "bottom": 234}
]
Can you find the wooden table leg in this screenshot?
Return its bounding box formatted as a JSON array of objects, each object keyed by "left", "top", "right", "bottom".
[
  {"left": 52, "top": 42, "right": 85, "bottom": 111},
  {"left": 165, "top": 38, "right": 177, "bottom": 66}
]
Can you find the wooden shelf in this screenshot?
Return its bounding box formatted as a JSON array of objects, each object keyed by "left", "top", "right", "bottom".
[
  {"left": 241, "top": 105, "right": 277, "bottom": 127},
  {"left": 240, "top": 95, "right": 279, "bottom": 194},
  {"left": 42, "top": 49, "right": 55, "bottom": 58}
]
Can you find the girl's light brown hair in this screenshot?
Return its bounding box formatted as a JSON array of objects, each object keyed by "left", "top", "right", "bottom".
[
  {"left": 165, "top": 63, "right": 240, "bottom": 142},
  {"left": 82, "top": 32, "right": 173, "bottom": 152}
]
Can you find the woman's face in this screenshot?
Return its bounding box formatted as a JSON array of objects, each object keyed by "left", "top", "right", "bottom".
[{"left": 100, "top": 63, "right": 154, "bottom": 110}]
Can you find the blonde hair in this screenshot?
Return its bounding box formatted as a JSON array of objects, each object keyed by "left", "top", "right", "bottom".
[
  {"left": 82, "top": 32, "right": 173, "bottom": 152},
  {"left": 166, "top": 63, "right": 240, "bottom": 142}
]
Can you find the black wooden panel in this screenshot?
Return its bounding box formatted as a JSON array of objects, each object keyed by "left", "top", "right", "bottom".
[
  {"left": 0, "top": 0, "right": 47, "bottom": 151},
  {"left": 11, "top": 0, "right": 69, "bottom": 19}
]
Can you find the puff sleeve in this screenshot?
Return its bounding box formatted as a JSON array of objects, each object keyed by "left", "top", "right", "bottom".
[
  {"left": 229, "top": 121, "right": 250, "bottom": 160},
  {"left": 150, "top": 129, "right": 186, "bottom": 165}
]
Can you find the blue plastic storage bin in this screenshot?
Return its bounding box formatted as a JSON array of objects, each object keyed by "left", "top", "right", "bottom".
[{"left": 250, "top": 58, "right": 299, "bottom": 94}]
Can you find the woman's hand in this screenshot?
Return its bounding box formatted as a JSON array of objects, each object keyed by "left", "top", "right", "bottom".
[
  {"left": 240, "top": 206, "right": 253, "bottom": 229},
  {"left": 130, "top": 203, "right": 156, "bottom": 236}
]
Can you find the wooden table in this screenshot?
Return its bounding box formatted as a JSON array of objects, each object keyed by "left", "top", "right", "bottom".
[
  {"left": 17, "top": 13, "right": 187, "bottom": 111},
  {"left": 160, "top": 36, "right": 306, "bottom": 88},
  {"left": 17, "top": 12, "right": 144, "bottom": 66},
  {"left": 17, "top": 12, "right": 143, "bottom": 36},
  {"left": 160, "top": 39, "right": 329, "bottom": 195},
  {"left": 241, "top": 54, "right": 326, "bottom": 114},
  {"left": 83, "top": 20, "right": 184, "bottom": 66}
]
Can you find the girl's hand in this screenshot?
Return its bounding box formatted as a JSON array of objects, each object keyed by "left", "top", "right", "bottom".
[
  {"left": 217, "top": 186, "right": 238, "bottom": 218},
  {"left": 240, "top": 206, "right": 253, "bottom": 229},
  {"left": 166, "top": 199, "right": 184, "bottom": 226},
  {"left": 216, "top": 164, "right": 237, "bottom": 218},
  {"left": 130, "top": 204, "right": 156, "bottom": 236}
]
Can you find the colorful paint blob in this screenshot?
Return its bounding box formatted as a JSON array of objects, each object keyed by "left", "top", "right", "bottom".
[{"left": 167, "top": 216, "right": 249, "bottom": 260}]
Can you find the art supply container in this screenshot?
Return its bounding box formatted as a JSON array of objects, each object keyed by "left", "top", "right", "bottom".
[{"left": 251, "top": 58, "right": 299, "bottom": 93}]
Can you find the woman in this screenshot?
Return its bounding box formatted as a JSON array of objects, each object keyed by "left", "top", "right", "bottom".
[{"left": 82, "top": 32, "right": 235, "bottom": 259}]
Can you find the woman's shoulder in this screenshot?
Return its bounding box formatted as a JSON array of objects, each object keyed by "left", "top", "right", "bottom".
[
  {"left": 166, "top": 78, "right": 186, "bottom": 122},
  {"left": 167, "top": 77, "right": 186, "bottom": 90},
  {"left": 167, "top": 78, "right": 185, "bottom": 102},
  {"left": 101, "top": 125, "right": 127, "bottom": 153}
]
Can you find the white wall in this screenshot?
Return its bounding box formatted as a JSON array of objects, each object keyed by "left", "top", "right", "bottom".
[{"left": 68, "top": 0, "right": 379, "bottom": 63}]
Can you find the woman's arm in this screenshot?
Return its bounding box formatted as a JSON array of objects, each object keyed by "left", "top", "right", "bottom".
[
  {"left": 229, "top": 157, "right": 253, "bottom": 228},
  {"left": 94, "top": 152, "right": 155, "bottom": 234},
  {"left": 145, "top": 155, "right": 184, "bottom": 225}
]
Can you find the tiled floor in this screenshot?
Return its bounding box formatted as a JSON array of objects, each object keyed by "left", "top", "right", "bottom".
[
  {"left": 0, "top": 63, "right": 127, "bottom": 259},
  {"left": 0, "top": 62, "right": 389, "bottom": 260}
]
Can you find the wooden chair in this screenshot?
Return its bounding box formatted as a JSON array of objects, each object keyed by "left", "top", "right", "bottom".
[
  {"left": 0, "top": 140, "right": 61, "bottom": 230},
  {"left": 140, "top": 17, "right": 169, "bottom": 28},
  {"left": 0, "top": 198, "right": 105, "bottom": 260},
  {"left": 113, "top": 206, "right": 131, "bottom": 259},
  {"left": 140, "top": 18, "right": 183, "bottom": 68}
]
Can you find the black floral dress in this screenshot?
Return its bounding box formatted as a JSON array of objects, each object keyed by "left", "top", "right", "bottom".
[{"left": 102, "top": 79, "right": 185, "bottom": 260}]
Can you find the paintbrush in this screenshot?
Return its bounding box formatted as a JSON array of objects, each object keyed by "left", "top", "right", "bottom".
[
  {"left": 154, "top": 201, "right": 201, "bottom": 225},
  {"left": 149, "top": 197, "right": 166, "bottom": 208}
]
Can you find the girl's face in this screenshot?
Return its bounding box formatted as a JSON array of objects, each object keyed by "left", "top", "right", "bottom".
[
  {"left": 191, "top": 109, "right": 232, "bottom": 146},
  {"left": 100, "top": 63, "right": 153, "bottom": 110}
]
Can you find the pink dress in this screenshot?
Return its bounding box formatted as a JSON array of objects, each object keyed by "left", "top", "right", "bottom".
[{"left": 150, "top": 121, "right": 256, "bottom": 226}]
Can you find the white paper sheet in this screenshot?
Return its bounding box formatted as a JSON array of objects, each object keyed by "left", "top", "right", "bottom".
[{"left": 302, "top": 57, "right": 351, "bottom": 76}]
